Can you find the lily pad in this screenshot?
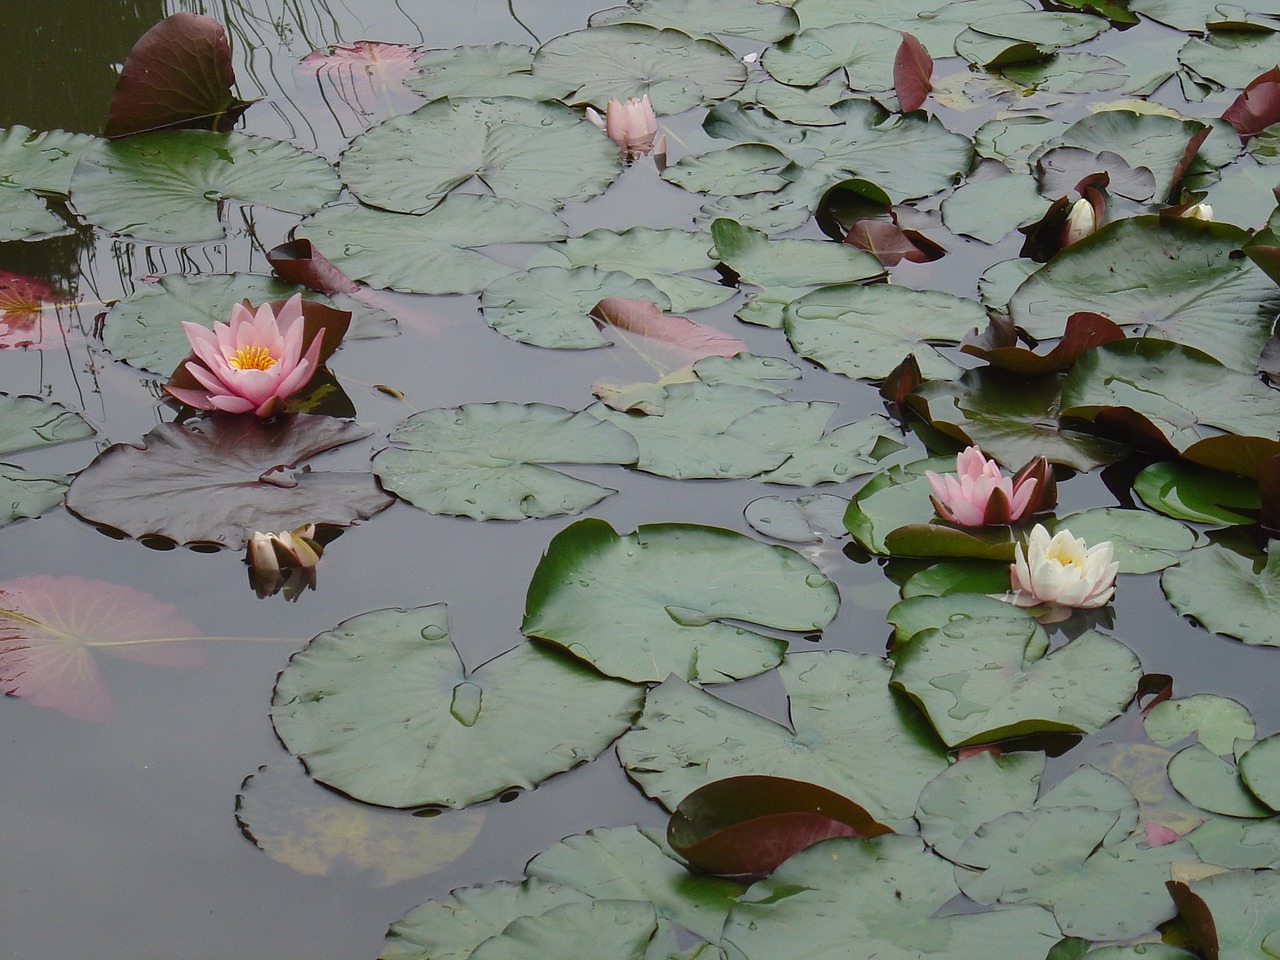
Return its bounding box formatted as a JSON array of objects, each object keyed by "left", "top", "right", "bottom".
[
  {"left": 525, "top": 826, "right": 744, "bottom": 941},
  {"left": 785, "top": 283, "right": 986, "bottom": 381},
  {"left": 522, "top": 519, "right": 838, "bottom": 684},
  {"left": 728, "top": 74, "right": 849, "bottom": 126},
  {"left": 1186, "top": 815, "right": 1280, "bottom": 870},
  {"left": 1167, "top": 869, "right": 1280, "bottom": 960},
  {"left": 1238, "top": 734, "right": 1280, "bottom": 811},
  {"left": 762, "top": 22, "right": 902, "bottom": 91},
  {"left": 589, "top": 0, "right": 799, "bottom": 42},
  {"left": 298, "top": 196, "right": 567, "bottom": 296},
  {"left": 1133, "top": 461, "right": 1261, "bottom": 525},
  {"left": 1048, "top": 508, "right": 1195, "bottom": 574},
  {"left": 942, "top": 174, "right": 1053, "bottom": 243},
  {"left": 0, "top": 184, "right": 65, "bottom": 240},
  {"left": 68, "top": 130, "right": 341, "bottom": 243},
  {"left": 1009, "top": 217, "right": 1280, "bottom": 372},
  {"left": 890, "top": 617, "right": 1142, "bottom": 748},
  {"left": 792, "top": 0, "right": 1039, "bottom": 50},
  {"left": 235, "top": 764, "right": 485, "bottom": 886},
  {"left": 957, "top": 804, "right": 1196, "bottom": 940},
  {"left": 530, "top": 24, "right": 746, "bottom": 112},
  {"left": 0, "top": 393, "right": 93, "bottom": 455},
  {"left": 527, "top": 228, "right": 731, "bottom": 313},
  {"left": 744, "top": 492, "right": 851, "bottom": 544},
  {"left": 1144, "top": 695, "right": 1256, "bottom": 755},
  {"left": 1162, "top": 541, "right": 1280, "bottom": 646},
  {"left": 340, "top": 98, "right": 619, "bottom": 213},
  {"left": 616, "top": 652, "right": 950, "bottom": 828},
  {"left": 100, "top": 273, "right": 397, "bottom": 375},
  {"left": 1167, "top": 741, "right": 1272, "bottom": 818},
  {"left": 887, "top": 594, "right": 1034, "bottom": 650},
  {"left": 407, "top": 44, "right": 573, "bottom": 102},
  {"left": 756, "top": 414, "right": 907, "bottom": 486},
  {"left": 272, "top": 605, "right": 644, "bottom": 808},
  {"left": 372, "top": 402, "right": 638, "bottom": 521},
  {"left": 469, "top": 899, "right": 659, "bottom": 960},
  {"left": 0, "top": 125, "right": 100, "bottom": 194},
  {"left": 0, "top": 467, "right": 67, "bottom": 526},
  {"left": 65, "top": 415, "right": 393, "bottom": 549},
  {"left": 721, "top": 834, "right": 1062, "bottom": 960},
  {"left": 586, "top": 382, "right": 836, "bottom": 480}
]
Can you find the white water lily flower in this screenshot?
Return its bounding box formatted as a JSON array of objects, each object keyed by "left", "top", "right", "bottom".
[
  {"left": 1182, "top": 202, "right": 1213, "bottom": 221},
  {"left": 1062, "top": 197, "right": 1098, "bottom": 246},
  {"left": 1008, "top": 523, "right": 1118, "bottom": 611}
]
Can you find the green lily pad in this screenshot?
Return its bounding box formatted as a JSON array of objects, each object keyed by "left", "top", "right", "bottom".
[
  {"left": 891, "top": 617, "right": 1142, "bottom": 748},
  {"left": 1167, "top": 741, "right": 1273, "bottom": 818},
  {"left": 372, "top": 402, "right": 638, "bottom": 521},
  {"left": 1167, "top": 869, "right": 1280, "bottom": 960},
  {"left": 341, "top": 98, "right": 619, "bottom": 214},
  {"left": 526, "top": 228, "right": 731, "bottom": 313},
  {"left": 793, "top": 0, "right": 1038, "bottom": 50},
  {"left": 886, "top": 594, "right": 1034, "bottom": 649},
  {"left": 1238, "top": 734, "right": 1280, "bottom": 811},
  {"left": 1048, "top": 508, "right": 1195, "bottom": 574},
  {"left": 586, "top": 382, "right": 836, "bottom": 480},
  {"left": 525, "top": 826, "right": 743, "bottom": 941},
  {"left": 661, "top": 143, "right": 792, "bottom": 200},
  {"left": 298, "top": 196, "right": 566, "bottom": 296},
  {"left": 1009, "top": 217, "right": 1280, "bottom": 373},
  {"left": 469, "top": 899, "right": 658, "bottom": 960},
  {"left": 407, "top": 44, "right": 574, "bottom": 102},
  {"left": 1133, "top": 0, "right": 1280, "bottom": 30},
  {"left": 728, "top": 74, "right": 849, "bottom": 126},
  {"left": 756, "top": 415, "right": 907, "bottom": 487},
  {"left": 0, "top": 466, "right": 68, "bottom": 526},
  {"left": 762, "top": 22, "right": 902, "bottom": 90},
  {"left": 1145, "top": 695, "right": 1256, "bottom": 755},
  {"left": 100, "top": 273, "right": 396, "bottom": 375},
  {"left": 900, "top": 560, "right": 1014, "bottom": 598},
  {"left": 480, "top": 266, "right": 668, "bottom": 350},
  {"left": 590, "top": 0, "right": 799, "bottom": 42},
  {"left": 382, "top": 880, "right": 591, "bottom": 960},
  {"left": 273, "top": 606, "right": 644, "bottom": 808},
  {"left": 1163, "top": 541, "right": 1280, "bottom": 646},
  {"left": 1133, "top": 461, "right": 1261, "bottom": 525},
  {"left": 971, "top": 10, "right": 1111, "bottom": 47},
  {"left": 0, "top": 125, "right": 100, "bottom": 194},
  {"left": 1186, "top": 814, "right": 1280, "bottom": 869},
  {"left": 0, "top": 393, "right": 93, "bottom": 455},
  {"left": 975, "top": 115, "right": 1073, "bottom": 170},
  {"left": 531, "top": 24, "right": 745, "bottom": 112},
  {"left": 68, "top": 130, "right": 341, "bottom": 243},
  {"left": 1180, "top": 31, "right": 1280, "bottom": 92},
  {"left": 721, "top": 834, "right": 1061, "bottom": 960},
  {"left": 942, "top": 174, "right": 1053, "bottom": 243},
  {"left": 616, "top": 652, "right": 950, "bottom": 828},
  {"left": 0, "top": 184, "right": 65, "bottom": 241},
  {"left": 744, "top": 492, "right": 851, "bottom": 544},
  {"left": 997, "top": 51, "right": 1128, "bottom": 95},
  {"left": 784, "top": 283, "right": 986, "bottom": 382},
  {"left": 522, "top": 519, "right": 838, "bottom": 684},
  {"left": 957, "top": 804, "right": 1196, "bottom": 940}
]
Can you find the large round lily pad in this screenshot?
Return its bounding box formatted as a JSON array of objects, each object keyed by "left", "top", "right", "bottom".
[
  {"left": 65, "top": 415, "right": 393, "bottom": 549},
  {"left": 1162, "top": 541, "right": 1280, "bottom": 646},
  {"left": 372, "top": 402, "right": 638, "bottom": 521},
  {"left": 272, "top": 606, "right": 644, "bottom": 808},
  {"left": 589, "top": 0, "right": 799, "bottom": 42},
  {"left": 0, "top": 393, "right": 93, "bottom": 455},
  {"left": 522, "top": 519, "right": 839, "bottom": 684},
  {"left": 340, "top": 98, "right": 619, "bottom": 214},
  {"left": 68, "top": 130, "right": 341, "bottom": 243}
]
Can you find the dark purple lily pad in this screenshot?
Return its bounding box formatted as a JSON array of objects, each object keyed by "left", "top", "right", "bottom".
[
  {"left": 65, "top": 414, "right": 392, "bottom": 548},
  {"left": 961, "top": 311, "right": 1126, "bottom": 374}
]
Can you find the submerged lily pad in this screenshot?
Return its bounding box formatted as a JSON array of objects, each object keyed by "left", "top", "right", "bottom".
[
  {"left": 617, "top": 652, "right": 950, "bottom": 828},
  {"left": 65, "top": 415, "right": 392, "bottom": 549},
  {"left": 1162, "top": 541, "right": 1280, "bottom": 646},
  {"left": 273, "top": 606, "right": 644, "bottom": 808},
  {"left": 298, "top": 196, "right": 567, "bottom": 296},
  {"left": 522, "top": 519, "right": 838, "bottom": 684},
  {"left": 372, "top": 403, "right": 638, "bottom": 521},
  {"left": 531, "top": 24, "right": 746, "bottom": 112},
  {"left": 341, "top": 98, "right": 619, "bottom": 213},
  {"left": 68, "top": 131, "right": 341, "bottom": 243},
  {"left": 0, "top": 393, "right": 93, "bottom": 455}
]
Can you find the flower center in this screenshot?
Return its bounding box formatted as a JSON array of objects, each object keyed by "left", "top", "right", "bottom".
[
  {"left": 1045, "top": 546, "right": 1079, "bottom": 568},
  {"left": 227, "top": 345, "right": 277, "bottom": 371}
]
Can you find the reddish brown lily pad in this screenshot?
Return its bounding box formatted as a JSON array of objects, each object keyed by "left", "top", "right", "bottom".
[
  {"left": 961, "top": 311, "right": 1125, "bottom": 374},
  {"left": 893, "top": 33, "right": 932, "bottom": 113}
]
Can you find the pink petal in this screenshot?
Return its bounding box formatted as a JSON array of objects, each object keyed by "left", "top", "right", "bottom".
[{"left": 163, "top": 383, "right": 216, "bottom": 410}]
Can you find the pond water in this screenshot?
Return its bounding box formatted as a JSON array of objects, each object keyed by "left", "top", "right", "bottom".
[{"left": 3, "top": 0, "right": 1280, "bottom": 958}]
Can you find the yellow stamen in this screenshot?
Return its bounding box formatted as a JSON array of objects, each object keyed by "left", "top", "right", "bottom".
[{"left": 227, "top": 345, "right": 277, "bottom": 371}]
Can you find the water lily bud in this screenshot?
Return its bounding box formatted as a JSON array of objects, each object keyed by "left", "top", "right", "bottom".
[
  {"left": 587, "top": 95, "right": 660, "bottom": 156},
  {"left": 1182, "top": 202, "right": 1213, "bottom": 221},
  {"left": 246, "top": 523, "right": 323, "bottom": 600},
  {"left": 925, "top": 447, "right": 1053, "bottom": 527},
  {"left": 1062, "top": 197, "right": 1098, "bottom": 246},
  {"left": 1007, "top": 524, "right": 1118, "bottom": 614}
]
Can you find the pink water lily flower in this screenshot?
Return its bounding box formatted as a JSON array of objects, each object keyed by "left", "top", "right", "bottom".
[
  {"left": 1008, "top": 524, "right": 1119, "bottom": 612},
  {"left": 926, "top": 446, "right": 1052, "bottom": 527},
  {"left": 586, "top": 94, "right": 663, "bottom": 156},
  {"left": 165, "top": 294, "right": 323, "bottom": 418}
]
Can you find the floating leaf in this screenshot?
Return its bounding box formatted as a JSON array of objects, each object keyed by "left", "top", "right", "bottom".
[
  {"left": 895, "top": 32, "right": 933, "bottom": 112},
  {"left": 756, "top": 414, "right": 907, "bottom": 486},
  {"left": 891, "top": 617, "right": 1142, "bottom": 748},
  {"left": 744, "top": 492, "right": 851, "bottom": 544},
  {"left": 525, "top": 826, "right": 744, "bottom": 941},
  {"left": 589, "top": 0, "right": 800, "bottom": 42},
  {"left": 1238, "top": 734, "right": 1280, "bottom": 811},
  {"left": 0, "top": 575, "right": 201, "bottom": 722},
  {"left": 235, "top": 763, "right": 484, "bottom": 886},
  {"left": 66, "top": 415, "right": 392, "bottom": 549},
  {"left": 1162, "top": 541, "right": 1280, "bottom": 646},
  {"left": 1048, "top": 508, "right": 1195, "bottom": 574},
  {"left": 960, "top": 312, "right": 1125, "bottom": 375},
  {"left": 1167, "top": 869, "right": 1280, "bottom": 960},
  {"left": 298, "top": 196, "right": 566, "bottom": 296},
  {"left": 1135, "top": 459, "right": 1262, "bottom": 525},
  {"left": 1222, "top": 66, "right": 1280, "bottom": 140},
  {"left": 0, "top": 467, "right": 67, "bottom": 527},
  {"left": 469, "top": 899, "right": 659, "bottom": 960},
  {"left": 0, "top": 393, "right": 93, "bottom": 455},
  {"left": 721, "top": 834, "right": 1061, "bottom": 960},
  {"left": 1186, "top": 815, "right": 1280, "bottom": 870},
  {"left": 0, "top": 125, "right": 100, "bottom": 194},
  {"left": 408, "top": 43, "right": 572, "bottom": 102},
  {"left": 617, "top": 653, "right": 950, "bottom": 828},
  {"left": 941, "top": 173, "right": 1052, "bottom": 244},
  {"left": 0, "top": 183, "right": 64, "bottom": 240},
  {"left": 1168, "top": 742, "right": 1272, "bottom": 818},
  {"left": 341, "top": 98, "right": 618, "bottom": 213},
  {"left": 372, "top": 403, "right": 638, "bottom": 521},
  {"left": 522, "top": 519, "right": 838, "bottom": 684},
  {"left": 887, "top": 594, "right": 1034, "bottom": 650},
  {"left": 762, "top": 22, "right": 902, "bottom": 90},
  {"left": 793, "top": 0, "right": 1038, "bottom": 50},
  {"left": 69, "top": 130, "right": 340, "bottom": 243},
  {"left": 590, "top": 298, "right": 746, "bottom": 365},
  {"left": 1145, "top": 695, "right": 1256, "bottom": 755},
  {"left": 668, "top": 776, "right": 891, "bottom": 880},
  {"left": 531, "top": 24, "right": 746, "bottom": 112},
  {"left": 105, "top": 13, "right": 250, "bottom": 137},
  {"left": 272, "top": 605, "right": 643, "bottom": 808}
]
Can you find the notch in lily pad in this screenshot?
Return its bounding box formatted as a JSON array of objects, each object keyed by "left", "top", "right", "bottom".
[{"left": 668, "top": 775, "right": 892, "bottom": 881}]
